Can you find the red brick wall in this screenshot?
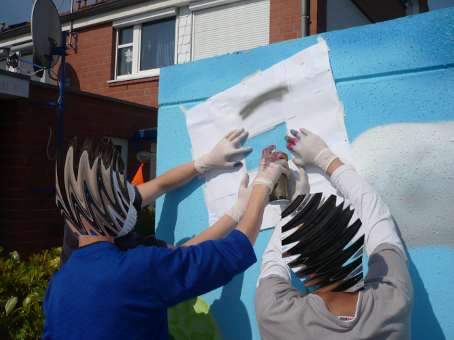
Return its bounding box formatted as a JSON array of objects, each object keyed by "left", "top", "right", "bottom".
[
  {"left": 64, "top": 23, "right": 159, "bottom": 108},
  {"left": 61, "top": 6, "right": 302, "bottom": 108},
  {"left": 270, "top": 0, "right": 302, "bottom": 43},
  {"left": 0, "top": 81, "right": 155, "bottom": 254}
]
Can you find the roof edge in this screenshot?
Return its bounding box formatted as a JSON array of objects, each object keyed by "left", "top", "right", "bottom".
[{"left": 0, "top": 0, "right": 154, "bottom": 41}]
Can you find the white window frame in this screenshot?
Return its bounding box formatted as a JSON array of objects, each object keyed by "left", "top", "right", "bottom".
[
  {"left": 112, "top": 9, "right": 177, "bottom": 82},
  {"left": 115, "top": 28, "right": 135, "bottom": 79}
]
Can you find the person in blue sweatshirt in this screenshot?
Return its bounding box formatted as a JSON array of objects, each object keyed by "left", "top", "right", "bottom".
[{"left": 43, "top": 130, "right": 290, "bottom": 340}]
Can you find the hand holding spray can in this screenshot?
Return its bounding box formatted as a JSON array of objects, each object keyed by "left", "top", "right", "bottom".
[{"left": 269, "top": 152, "right": 289, "bottom": 202}]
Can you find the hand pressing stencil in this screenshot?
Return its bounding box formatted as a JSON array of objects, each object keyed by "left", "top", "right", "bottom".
[{"left": 194, "top": 128, "right": 253, "bottom": 174}]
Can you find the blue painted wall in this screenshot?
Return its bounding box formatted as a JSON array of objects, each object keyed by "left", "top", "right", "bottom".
[{"left": 156, "top": 8, "right": 454, "bottom": 340}]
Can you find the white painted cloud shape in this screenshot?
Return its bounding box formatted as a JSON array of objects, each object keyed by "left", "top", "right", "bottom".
[{"left": 351, "top": 121, "right": 454, "bottom": 247}]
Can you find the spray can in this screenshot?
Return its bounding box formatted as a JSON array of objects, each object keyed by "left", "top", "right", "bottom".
[{"left": 270, "top": 152, "right": 289, "bottom": 202}]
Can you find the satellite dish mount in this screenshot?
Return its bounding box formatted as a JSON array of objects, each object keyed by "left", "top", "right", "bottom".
[{"left": 31, "top": 0, "right": 67, "bottom": 150}]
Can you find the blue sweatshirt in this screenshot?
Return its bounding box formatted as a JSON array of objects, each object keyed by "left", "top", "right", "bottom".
[{"left": 43, "top": 230, "right": 256, "bottom": 340}]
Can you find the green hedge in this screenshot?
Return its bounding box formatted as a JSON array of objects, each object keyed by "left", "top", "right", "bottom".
[{"left": 0, "top": 246, "right": 61, "bottom": 340}]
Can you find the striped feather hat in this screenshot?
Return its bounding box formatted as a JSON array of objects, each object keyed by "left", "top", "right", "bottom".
[{"left": 280, "top": 193, "right": 364, "bottom": 292}]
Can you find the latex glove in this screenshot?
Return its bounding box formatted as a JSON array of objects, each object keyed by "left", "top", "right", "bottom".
[
  {"left": 226, "top": 174, "right": 252, "bottom": 223},
  {"left": 194, "top": 128, "right": 252, "bottom": 174},
  {"left": 286, "top": 128, "right": 338, "bottom": 173},
  {"left": 288, "top": 166, "right": 310, "bottom": 200},
  {"left": 253, "top": 145, "right": 289, "bottom": 192}
]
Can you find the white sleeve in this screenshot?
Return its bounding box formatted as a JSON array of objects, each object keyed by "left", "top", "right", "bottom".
[
  {"left": 330, "top": 165, "right": 404, "bottom": 256},
  {"left": 257, "top": 224, "right": 292, "bottom": 285}
]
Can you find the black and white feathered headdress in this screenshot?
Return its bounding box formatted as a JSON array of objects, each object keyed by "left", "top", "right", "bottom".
[
  {"left": 55, "top": 137, "right": 138, "bottom": 238},
  {"left": 280, "top": 193, "right": 365, "bottom": 292}
]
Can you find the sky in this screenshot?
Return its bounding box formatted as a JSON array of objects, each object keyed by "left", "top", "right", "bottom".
[
  {"left": 0, "top": 0, "right": 71, "bottom": 25},
  {"left": 1, "top": 0, "right": 454, "bottom": 26}
]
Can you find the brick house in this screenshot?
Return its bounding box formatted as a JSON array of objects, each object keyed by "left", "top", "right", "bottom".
[{"left": 0, "top": 0, "right": 428, "bottom": 108}]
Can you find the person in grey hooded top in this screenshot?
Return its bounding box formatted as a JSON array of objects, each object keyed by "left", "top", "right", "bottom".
[{"left": 255, "top": 128, "right": 413, "bottom": 340}]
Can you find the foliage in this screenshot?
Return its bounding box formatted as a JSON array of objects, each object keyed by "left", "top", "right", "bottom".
[
  {"left": 0, "top": 246, "right": 61, "bottom": 340},
  {"left": 169, "top": 297, "right": 222, "bottom": 340}
]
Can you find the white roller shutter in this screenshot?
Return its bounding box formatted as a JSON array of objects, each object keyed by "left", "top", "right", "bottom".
[{"left": 192, "top": 0, "right": 270, "bottom": 60}]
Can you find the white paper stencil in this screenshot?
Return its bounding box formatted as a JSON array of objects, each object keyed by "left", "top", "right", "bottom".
[{"left": 184, "top": 40, "right": 352, "bottom": 229}]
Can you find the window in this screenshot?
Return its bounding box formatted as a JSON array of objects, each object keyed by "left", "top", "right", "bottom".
[
  {"left": 115, "top": 17, "right": 176, "bottom": 79},
  {"left": 140, "top": 19, "right": 175, "bottom": 70},
  {"left": 117, "top": 27, "right": 134, "bottom": 76},
  {"left": 192, "top": 0, "right": 270, "bottom": 61}
]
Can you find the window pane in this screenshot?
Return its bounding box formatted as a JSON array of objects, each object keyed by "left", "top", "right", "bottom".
[
  {"left": 117, "top": 46, "right": 133, "bottom": 76},
  {"left": 119, "top": 27, "right": 133, "bottom": 45},
  {"left": 140, "top": 18, "right": 175, "bottom": 70}
]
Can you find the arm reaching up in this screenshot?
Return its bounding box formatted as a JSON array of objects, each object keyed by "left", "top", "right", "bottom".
[
  {"left": 237, "top": 145, "right": 289, "bottom": 245},
  {"left": 184, "top": 174, "right": 252, "bottom": 246},
  {"left": 137, "top": 128, "right": 252, "bottom": 207},
  {"left": 150, "top": 146, "right": 288, "bottom": 307},
  {"left": 137, "top": 162, "right": 198, "bottom": 207},
  {"left": 286, "top": 128, "right": 404, "bottom": 255},
  {"left": 329, "top": 162, "right": 404, "bottom": 255},
  {"left": 258, "top": 165, "right": 310, "bottom": 284}
]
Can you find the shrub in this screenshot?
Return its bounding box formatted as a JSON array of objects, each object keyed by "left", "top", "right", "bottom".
[
  {"left": 169, "top": 297, "right": 221, "bottom": 340},
  {"left": 0, "top": 246, "right": 61, "bottom": 340}
]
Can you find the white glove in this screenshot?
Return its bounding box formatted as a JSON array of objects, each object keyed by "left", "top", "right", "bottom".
[
  {"left": 194, "top": 128, "right": 252, "bottom": 174},
  {"left": 226, "top": 174, "right": 251, "bottom": 223},
  {"left": 253, "top": 145, "right": 289, "bottom": 192},
  {"left": 288, "top": 166, "right": 310, "bottom": 200},
  {"left": 286, "top": 128, "right": 338, "bottom": 172}
]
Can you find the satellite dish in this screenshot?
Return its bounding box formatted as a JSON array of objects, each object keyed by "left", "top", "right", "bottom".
[
  {"left": 30, "top": 0, "right": 67, "bottom": 150},
  {"left": 31, "top": 0, "right": 61, "bottom": 69}
]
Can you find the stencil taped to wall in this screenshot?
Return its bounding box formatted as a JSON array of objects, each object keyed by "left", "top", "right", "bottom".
[{"left": 184, "top": 40, "right": 352, "bottom": 229}]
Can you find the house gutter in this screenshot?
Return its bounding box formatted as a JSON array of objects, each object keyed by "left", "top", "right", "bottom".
[{"left": 301, "top": 0, "right": 309, "bottom": 36}]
